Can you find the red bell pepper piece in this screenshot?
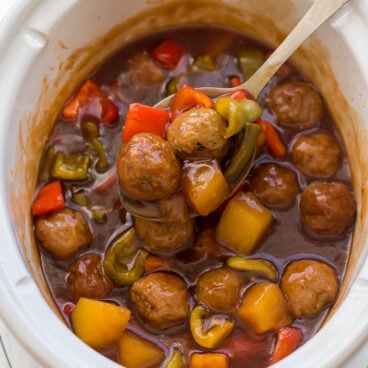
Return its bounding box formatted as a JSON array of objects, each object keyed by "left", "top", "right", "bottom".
[
  {"left": 170, "top": 84, "right": 213, "bottom": 119},
  {"left": 268, "top": 326, "right": 303, "bottom": 365},
  {"left": 93, "top": 167, "right": 117, "bottom": 194},
  {"left": 257, "top": 119, "right": 287, "bottom": 158},
  {"left": 255, "top": 129, "right": 267, "bottom": 155},
  {"left": 31, "top": 180, "right": 65, "bottom": 216},
  {"left": 226, "top": 89, "right": 254, "bottom": 100},
  {"left": 151, "top": 39, "right": 183, "bottom": 69},
  {"left": 144, "top": 255, "right": 171, "bottom": 273},
  {"left": 62, "top": 302, "right": 75, "bottom": 316},
  {"left": 227, "top": 89, "right": 247, "bottom": 100},
  {"left": 62, "top": 79, "right": 118, "bottom": 124},
  {"left": 229, "top": 75, "right": 242, "bottom": 87},
  {"left": 265, "top": 51, "right": 292, "bottom": 79},
  {"left": 122, "top": 103, "right": 170, "bottom": 143},
  {"left": 221, "top": 330, "right": 272, "bottom": 367}
]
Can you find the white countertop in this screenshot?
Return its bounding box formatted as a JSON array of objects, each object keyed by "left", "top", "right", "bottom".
[
  {"left": 0, "top": 342, "right": 11, "bottom": 368},
  {"left": 0, "top": 321, "right": 12, "bottom": 368}
]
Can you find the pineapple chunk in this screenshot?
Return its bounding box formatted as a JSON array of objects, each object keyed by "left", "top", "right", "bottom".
[
  {"left": 190, "top": 352, "right": 229, "bottom": 368},
  {"left": 118, "top": 330, "right": 165, "bottom": 368},
  {"left": 216, "top": 191, "right": 273, "bottom": 254},
  {"left": 237, "top": 281, "right": 292, "bottom": 334},
  {"left": 71, "top": 297, "right": 130, "bottom": 350},
  {"left": 182, "top": 159, "right": 230, "bottom": 216}
]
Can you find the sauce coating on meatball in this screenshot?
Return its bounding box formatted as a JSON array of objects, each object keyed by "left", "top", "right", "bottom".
[
  {"left": 195, "top": 267, "right": 243, "bottom": 314},
  {"left": 300, "top": 181, "right": 356, "bottom": 236},
  {"left": 67, "top": 253, "right": 113, "bottom": 301},
  {"left": 267, "top": 81, "right": 324, "bottom": 129},
  {"left": 291, "top": 132, "right": 341, "bottom": 178},
  {"left": 249, "top": 163, "right": 300, "bottom": 210},
  {"left": 167, "top": 107, "right": 229, "bottom": 159},
  {"left": 281, "top": 259, "right": 339, "bottom": 318},
  {"left": 130, "top": 272, "right": 189, "bottom": 330},
  {"left": 35, "top": 208, "right": 92, "bottom": 260},
  {"left": 134, "top": 216, "right": 194, "bottom": 253},
  {"left": 117, "top": 133, "right": 181, "bottom": 201}
]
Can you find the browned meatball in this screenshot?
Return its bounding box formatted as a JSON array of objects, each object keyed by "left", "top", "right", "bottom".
[
  {"left": 195, "top": 268, "right": 243, "bottom": 314},
  {"left": 158, "top": 191, "right": 190, "bottom": 223},
  {"left": 128, "top": 52, "right": 165, "bottom": 85},
  {"left": 249, "top": 163, "right": 299, "bottom": 210},
  {"left": 281, "top": 259, "right": 339, "bottom": 318},
  {"left": 130, "top": 272, "right": 189, "bottom": 329},
  {"left": 267, "top": 81, "right": 324, "bottom": 129},
  {"left": 167, "top": 107, "right": 229, "bottom": 159},
  {"left": 292, "top": 132, "right": 341, "bottom": 178},
  {"left": 134, "top": 216, "right": 194, "bottom": 253},
  {"left": 300, "top": 181, "right": 356, "bottom": 235},
  {"left": 67, "top": 253, "right": 113, "bottom": 301},
  {"left": 35, "top": 208, "right": 92, "bottom": 260},
  {"left": 117, "top": 133, "right": 181, "bottom": 201}
]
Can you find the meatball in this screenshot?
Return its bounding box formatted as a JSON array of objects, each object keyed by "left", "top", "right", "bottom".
[
  {"left": 300, "top": 181, "right": 356, "bottom": 235},
  {"left": 267, "top": 81, "right": 324, "bottom": 129},
  {"left": 134, "top": 216, "right": 194, "bottom": 253},
  {"left": 167, "top": 107, "right": 229, "bottom": 159},
  {"left": 195, "top": 268, "right": 243, "bottom": 314},
  {"left": 281, "top": 259, "right": 339, "bottom": 318},
  {"left": 249, "top": 163, "right": 299, "bottom": 210},
  {"left": 35, "top": 208, "right": 92, "bottom": 260},
  {"left": 291, "top": 132, "right": 341, "bottom": 178},
  {"left": 158, "top": 191, "right": 190, "bottom": 223},
  {"left": 130, "top": 272, "right": 189, "bottom": 329},
  {"left": 117, "top": 133, "right": 181, "bottom": 201},
  {"left": 128, "top": 52, "right": 165, "bottom": 85},
  {"left": 67, "top": 253, "right": 113, "bottom": 301}
]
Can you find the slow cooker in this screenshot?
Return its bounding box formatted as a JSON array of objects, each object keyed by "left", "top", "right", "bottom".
[{"left": 1, "top": 0, "right": 368, "bottom": 367}]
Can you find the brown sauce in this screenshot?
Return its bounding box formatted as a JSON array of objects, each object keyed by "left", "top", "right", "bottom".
[{"left": 33, "top": 25, "right": 354, "bottom": 367}]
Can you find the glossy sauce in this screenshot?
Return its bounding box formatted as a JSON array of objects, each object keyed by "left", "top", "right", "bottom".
[{"left": 35, "top": 25, "right": 354, "bottom": 367}]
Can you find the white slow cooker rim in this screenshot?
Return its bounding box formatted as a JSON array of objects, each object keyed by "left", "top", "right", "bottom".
[{"left": 1, "top": 0, "right": 368, "bottom": 367}]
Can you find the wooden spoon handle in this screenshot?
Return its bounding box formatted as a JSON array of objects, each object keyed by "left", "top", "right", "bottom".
[{"left": 242, "top": 0, "right": 350, "bottom": 98}]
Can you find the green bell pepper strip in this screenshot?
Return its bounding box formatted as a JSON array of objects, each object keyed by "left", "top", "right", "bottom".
[
  {"left": 81, "top": 120, "right": 109, "bottom": 172},
  {"left": 190, "top": 305, "right": 235, "bottom": 349},
  {"left": 224, "top": 122, "right": 261, "bottom": 183},
  {"left": 72, "top": 191, "right": 107, "bottom": 223},
  {"left": 192, "top": 54, "right": 216, "bottom": 71},
  {"left": 72, "top": 191, "right": 90, "bottom": 207},
  {"left": 164, "top": 348, "right": 185, "bottom": 368},
  {"left": 227, "top": 256, "right": 278, "bottom": 281},
  {"left": 215, "top": 96, "right": 262, "bottom": 139},
  {"left": 51, "top": 151, "right": 91, "bottom": 181},
  {"left": 91, "top": 207, "right": 107, "bottom": 223},
  {"left": 39, "top": 145, "right": 57, "bottom": 181},
  {"left": 238, "top": 47, "right": 265, "bottom": 80},
  {"left": 104, "top": 228, "right": 148, "bottom": 287},
  {"left": 166, "top": 76, "right": 181, "bottom": 95}
]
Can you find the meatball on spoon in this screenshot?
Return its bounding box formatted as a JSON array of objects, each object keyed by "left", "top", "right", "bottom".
[{"left": 156, "top": 0, "right": 349, "bottom": 106}]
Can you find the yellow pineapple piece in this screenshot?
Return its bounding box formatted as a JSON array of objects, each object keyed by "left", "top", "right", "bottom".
[
  {"left": 71, "top": 297, "right": 130, "bottom": 350},
  {"left": 237, "top": 281, "right": 292, "bottom": 334},
  {"left": 118, "top": 330, "right": 165, "bottom": 368},
  {"left": 189, "top": 352, "right": 229, "bottom": 368},
  {"left": 216, "top": 191, "right": 273, "bottom": 254},
  {"left": 182, "top": 159, "right": 230, "bottom": 216}
]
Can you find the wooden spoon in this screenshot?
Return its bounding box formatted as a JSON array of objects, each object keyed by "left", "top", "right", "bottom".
[
  {"left": 155, "top": 0, "right": 350, "bottom": 106},
  {"left": 120, "top": 0, "right": 350, "bottom": 221}
]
